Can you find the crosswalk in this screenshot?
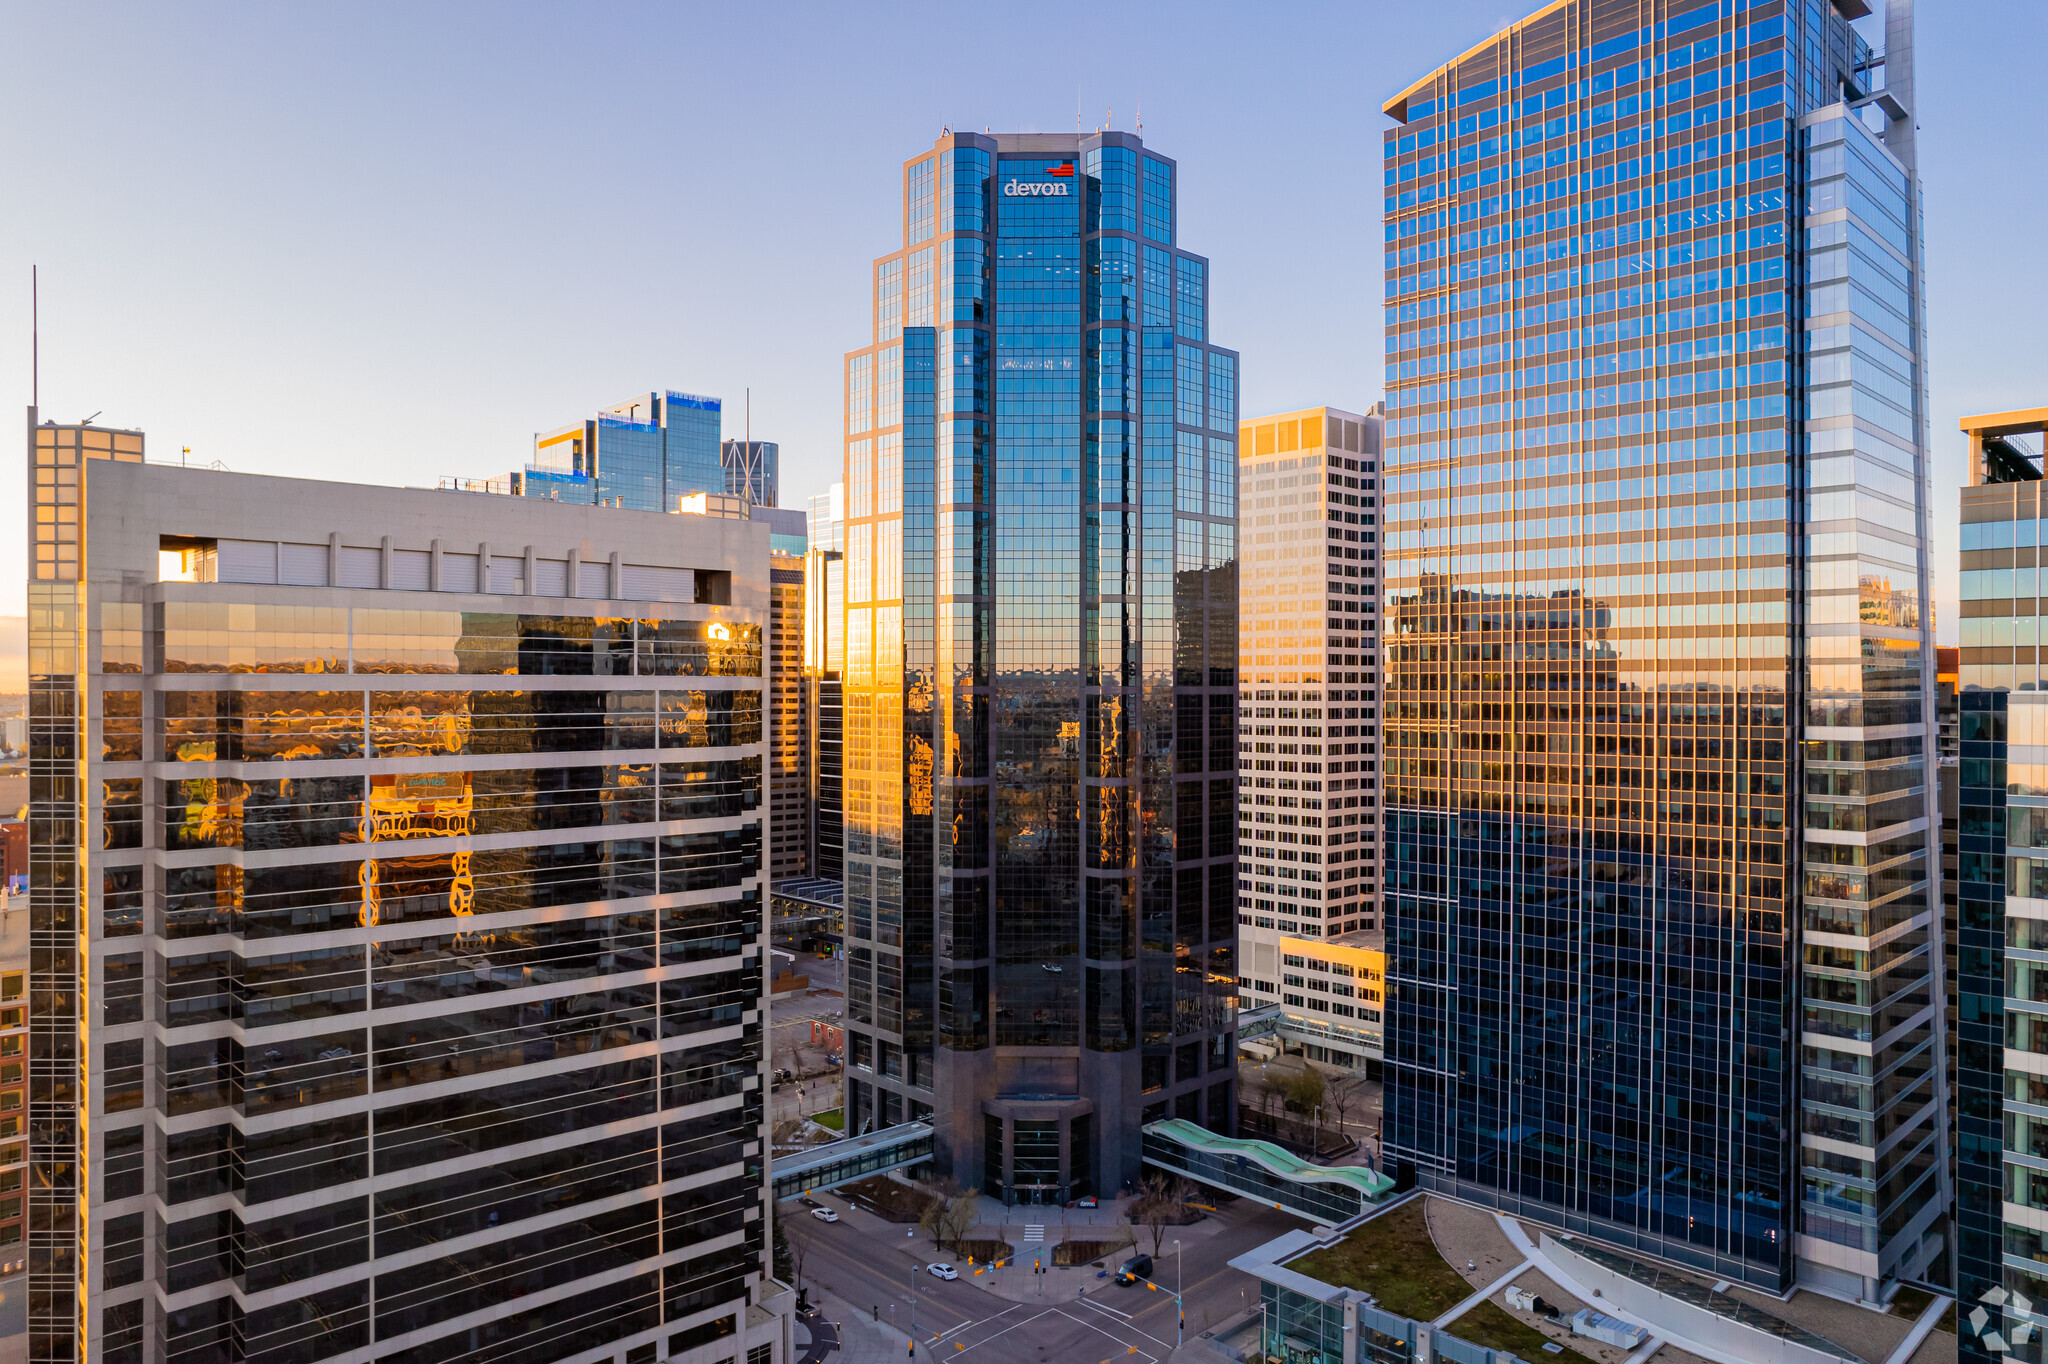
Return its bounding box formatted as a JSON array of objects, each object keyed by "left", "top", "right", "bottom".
[{"left": 1022, "top": 1225, "right": 1045, "bottom": 1243}]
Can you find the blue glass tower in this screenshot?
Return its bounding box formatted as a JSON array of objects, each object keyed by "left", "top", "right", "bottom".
[
  {"left": 1955, "top": 407, "right": 2048, "bottom": 1361},
  {"left": 526, "top": 390, "right": 724, "bottom": 512},
  {"left": 1381, "top": 0, "right": 1943, "bottom": 1299},
  {"left": 840, "top": 132, "right": 1240, "bottom": 1201}
]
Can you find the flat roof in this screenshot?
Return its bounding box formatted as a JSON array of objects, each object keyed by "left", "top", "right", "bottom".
[{"left": 1962, "top": 406, "right": 2048, "bottom": 438}]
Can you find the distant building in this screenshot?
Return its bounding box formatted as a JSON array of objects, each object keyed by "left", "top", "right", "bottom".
[
  {"left": 1235, "top": 404, "right": 1384, "bottom": 1070},
  {"left": 722, "top": 439, "right": 779, "bottom": 509},
  {"left": 523, "top": 388, "right": 725, "bottom": 511},
  {"left": 769, "top": 551, "right": 809, "bottom": 880}
]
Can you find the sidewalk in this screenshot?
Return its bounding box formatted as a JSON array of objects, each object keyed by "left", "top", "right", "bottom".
[{"left": 808, "top": 1284, "right": 935, "bottom": 1364}]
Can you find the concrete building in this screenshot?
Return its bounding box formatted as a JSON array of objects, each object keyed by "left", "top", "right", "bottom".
[
  {"left": 1380, "top": 0, "right": 1943, "bottom": 1300},
  {"left": 839, "top": 130, "right": 1240, "bottom": 1200},
  {"left": 1234, "top": 406, "right": 1385, "bottom": 1071},
  {"left": 25, "top": 410, "right": 789, "bottom": 1363},
  {"left": 803, "top": 488, "right": 846, "bottom": 886},
  {"left": 768, "top": 551, "right": 808, "bottom": 880}
]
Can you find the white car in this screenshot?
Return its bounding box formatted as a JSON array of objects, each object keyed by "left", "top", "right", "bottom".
[
  {"left": 928, "top": 1263, "right": 958, "bottom": 1281},
  {"left": 810, "top": 1207, "right": 839, "bottom": 1223}
]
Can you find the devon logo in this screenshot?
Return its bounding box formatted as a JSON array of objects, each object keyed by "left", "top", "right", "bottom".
[{"left": 1003, "top": 163, "right": 1075, "bottom": 196}]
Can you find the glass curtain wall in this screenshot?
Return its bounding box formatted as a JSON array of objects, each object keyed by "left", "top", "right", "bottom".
[{"left": 1380, "top": 0, "right": 1943, "bottom": 1298}]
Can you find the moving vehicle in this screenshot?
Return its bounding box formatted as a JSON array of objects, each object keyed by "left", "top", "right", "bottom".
[
  {"left": 1115, "top": 1254, "right": 1153, "bottom": 1285},
  {"left": 810, "top": 1207, "right": 839, "bottom": 1223},
  {"left": 928, "top": 1263, "right": 958, "bottom": 1281}
]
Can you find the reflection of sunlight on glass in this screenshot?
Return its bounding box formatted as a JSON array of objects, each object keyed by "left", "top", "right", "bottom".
[
  {"left": 709, "top": 622, "right": 731, "bottom": 641},
  {"left": 158, "top": 548, "right": 200, "bottom": 582}
]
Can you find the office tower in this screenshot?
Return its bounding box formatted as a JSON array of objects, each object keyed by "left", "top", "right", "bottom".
[
  {"left": 525, "top": 390, "right": 724, "bottom": 511},
  {"left": 840, "top": 131, "right": 1239, "bottom": 1198},
  {"left": 769, "top": 550, "right": 809, "bottom": 879},
  {"left": 26, "top": 411, "right": 788, "bottom": 1363},
  {"left": 1381, "top": 0, "right": 1942, "bottom": 1299},
  {"left": 807, "top": 484, "right": 845, "bottom": 554},
  {"left": 804, "top": 545, "right": 846, "bottom": 887},
  {"left": 1234, "top": 406, "right": 1386, "bottom": 1070},
  {"left": 722, "top": 441, "right": 780, "bottom": 511},
  {"left": 0, "top": 909, "right": 22, "bottom": 1278},
  {"left": 1955, "top": 407, "right": 2048, "bottom": 1360}
]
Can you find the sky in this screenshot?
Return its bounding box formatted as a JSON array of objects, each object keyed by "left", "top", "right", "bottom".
[{"left": 2, "top": 0, "right": 2044, "bottom": 679}]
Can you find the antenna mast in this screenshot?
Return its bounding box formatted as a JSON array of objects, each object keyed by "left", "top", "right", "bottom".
[{"left": 31, "top": 265, "right": 37, "bottom": 412}]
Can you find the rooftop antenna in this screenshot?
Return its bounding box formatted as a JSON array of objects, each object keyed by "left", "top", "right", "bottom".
[
  {"left": 81, "top": 411, "right": 100, "bottom": 426},
  {"left": 1136, "top": 97, "right": 1142, "bottom": 132},
  {"left": 30, "top": 265, "right": 37, "bottom": 413}
]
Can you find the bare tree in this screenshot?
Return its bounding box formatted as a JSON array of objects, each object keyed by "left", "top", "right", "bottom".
[
  {"left": 1132, "top": 1173, "right": 1177, "bottom": 1258},
  {"left": 916, "top": 1178, "right": 980, "bottom": 1254},
  {"left": 781, "top": 1208, "right": 815, "bottom": 1309},
  {"left": 1326, "top": 1073, "right": 1369, "bottom": 1138}
]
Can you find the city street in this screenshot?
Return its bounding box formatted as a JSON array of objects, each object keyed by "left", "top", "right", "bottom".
[
  {"left": 769, "top": 953, "right": 847, "bottom": 1127},
  {"left": 787, "top": 1193, "right": 1297, "bottom": 1362}
]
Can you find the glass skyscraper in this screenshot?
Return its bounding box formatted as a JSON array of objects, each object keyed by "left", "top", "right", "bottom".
[
  {"left": 839, "top": 131, "right": 1239, "bottom": 1200},
  {"left": 526, "top": 390, "right": 725, "bottom": 512},
  {"left": 1380, "top": 0, "right": 1943, "bottom": 1299},
  {"left": 1955, "top": 407, "right": 2048, "bottom": 1362}
]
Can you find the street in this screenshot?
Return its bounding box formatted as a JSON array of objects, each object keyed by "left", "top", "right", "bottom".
[
  {"left": 787, "top": 1196, "right": 1298, "bottom": 1362},
  {"left": 769, "top": 953, "right": 847, "bottom": 1127}
]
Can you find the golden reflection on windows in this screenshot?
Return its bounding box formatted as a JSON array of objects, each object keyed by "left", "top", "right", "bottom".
[{"left": 162, "top": 603, "right": 348, "bottom": 674}]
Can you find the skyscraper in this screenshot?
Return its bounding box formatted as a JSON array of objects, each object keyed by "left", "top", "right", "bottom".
[
  {"left": 1234, "top": 406, "right": 1387, "bottom": 1070},
  {"left": 1380, "top": 0, "right": 1943, "bottom": 1299},
  {"left": 1954, "top": 406, "right": 2048, "bottom": 1361},
  {"left": 769, "top": 549, "right": 809, "bottom": 880},
  {"left": 27, "top": 411, "right": 789, "bottom": 1362},
  {"left": 525, "top": 390, "right": 724, "bottom": 511},
  {"left": 840, "top": 131, "right": 1239, "bottom": 1199},
  {"left": 722, "top": 440, "right": 780, "bottom": 511},
  {"left": 804, "top": 488, "right": 847, "bottom": 885}
]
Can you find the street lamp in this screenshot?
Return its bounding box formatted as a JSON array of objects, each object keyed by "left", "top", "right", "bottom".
[
  {"left": 908, "top": 1262, "right": 918, "bottom": 1359},
  {"left": 1172, "top": 1238, "right": 1184, "bottom": 1348}
]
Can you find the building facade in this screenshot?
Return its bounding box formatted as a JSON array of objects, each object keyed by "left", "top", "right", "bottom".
[
  {"left": 769, "top": 551, "right": 809, "bottom": 880},
  {"left": 803, "top": 487, "right": 846, "bottom": 888},
  {"left": 26, "top": 412, "right": 788, "bottom": 1363},
  {"left": 1955, "top": 407, "right": 2048, "bottom": 1361},
  {"left": 839, "top": 131, "right": 1239, "bottom": 1199},
  {"left": 1380, "top": 0, "right": 1944, "bottom": 1299},
  {"left": 721, "top": 442, "right": 779, "bottom": 512},
  {"left": 525, "top": 390, "right": 725, "bottom": 512},
  {"left": 1234, "top": 406, "right": 1386, "bottom": 1069}
]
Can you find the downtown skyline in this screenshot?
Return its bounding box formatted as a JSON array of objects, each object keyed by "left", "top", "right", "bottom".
[{"left": 0, "top": 1, "right": 2042, "bottom": 644}]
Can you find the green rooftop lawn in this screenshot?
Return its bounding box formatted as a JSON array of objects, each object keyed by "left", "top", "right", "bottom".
[
  {"left": 811, "top": 1108, "right": 844, "bottom": 1132},
  {"left": 1286, "top": 1199, "right": 1471, "bottom": 1323},
  {"left": 1445, "top": 1301, "right": 1596, "bottom": 1362}
]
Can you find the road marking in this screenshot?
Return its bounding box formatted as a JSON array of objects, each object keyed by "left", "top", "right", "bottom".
[
  {"left": 1023, "top": 1225, "right": 1045, "bottom": 1242},
  {"left": 1079, "top": 1296, "right": 1134, "bottom": 1321}
]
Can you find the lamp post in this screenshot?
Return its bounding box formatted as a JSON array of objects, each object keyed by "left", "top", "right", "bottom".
[
  {"left": 1173, "top": 1238, "right": 1184, "bottom": 1348},
  {"left": 908, "top": 1262, "right": 918, "bottom": 1359}
]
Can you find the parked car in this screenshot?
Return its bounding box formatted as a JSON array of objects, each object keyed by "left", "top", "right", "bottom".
[
  {"left": 810, "top": 1207, "right": 839, "bottom": 1223},
  {"left": 1115, "top": 1254, "right": 1153, "bottom": 1285},
  {"left": 928, "top": 1263, "right": 958, "bottom": 1281}
]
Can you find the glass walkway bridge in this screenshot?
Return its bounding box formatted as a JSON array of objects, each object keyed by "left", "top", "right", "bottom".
[
  {"left": 770, "top": 1117, "right": 1397, "bottom": 1220},
  {"left": 771, "top": 1121, "right": 934, "bottom": 1201},
  {"left": 1140, "top": 1119, "right": 1396, "bottom": 1224}
]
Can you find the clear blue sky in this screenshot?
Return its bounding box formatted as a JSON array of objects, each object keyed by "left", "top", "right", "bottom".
[{"left": 2, "top": 0, "right": 2042, "bottom": 645}]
